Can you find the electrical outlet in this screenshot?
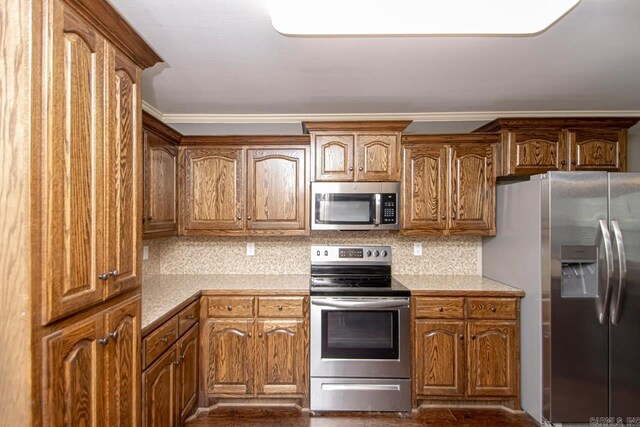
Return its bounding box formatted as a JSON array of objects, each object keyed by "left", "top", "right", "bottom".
[
  {"left": 413, "top": 242, "right": 423, "bottom": 256},
  {"left": 246, "top": 242, "right": 255, "bottom": 256},
  {"left": 142, "top": 245, "right": 149, "bottom": 260}
]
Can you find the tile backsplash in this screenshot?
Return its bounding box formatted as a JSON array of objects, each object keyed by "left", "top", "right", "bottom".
[{"left": 143, "top": 233, "right": 481, "bottom": 276}]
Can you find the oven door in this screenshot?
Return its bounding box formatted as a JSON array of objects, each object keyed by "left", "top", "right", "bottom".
[
  {"left": 310, "top": 297, "right": 410, "bottom": 379},
  {"left": 313, "top": 192, "right": 379, "bottom": 230}
]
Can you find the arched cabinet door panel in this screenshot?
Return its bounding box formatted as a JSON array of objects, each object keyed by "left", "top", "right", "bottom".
[
  {"left": 567, "top": 129, "right": 626, "bottom": 172},
  {"left": 314, "top": 134, "right": 354, "bottom": 181},
  {"left": 206, "top": 319, "right": 254, "bottom": 395},
  {"left": 356, "top": 134, "right": 400, "bottom": 181}
]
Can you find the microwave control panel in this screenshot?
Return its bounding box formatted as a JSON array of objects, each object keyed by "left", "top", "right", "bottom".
[{"left": 381, "top": 194, "right": 397, "bottom": 224}]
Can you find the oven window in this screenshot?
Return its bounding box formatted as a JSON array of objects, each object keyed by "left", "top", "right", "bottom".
[
  {"left": 315, "top": 194, "right": 375, "bottom": 224},
  {"left": 321, "top": 310, "right": 399, "bottom": 359}
]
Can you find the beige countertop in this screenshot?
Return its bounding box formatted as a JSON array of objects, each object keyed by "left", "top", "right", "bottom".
[
  {"left": 142, "top": 274, "right": 523, "bottom": 332},
  {"left": 396, "top": 274, "right": 524, "bottom": 297},
  {"left": 142, "top": 274, "right": 310, "bottom": 330}
]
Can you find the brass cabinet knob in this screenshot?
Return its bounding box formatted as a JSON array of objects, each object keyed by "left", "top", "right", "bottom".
[
  {"left": 258, "top": 332, "right": 263, "bottom": 338},
  {"left": 278, "top": 305, "right": 283, "bottom": 311},
  {"left": 227, "top": 305, "right": 232, "bottom": 311},
  {"left": 490, "top": 306, "right": 497, "bottom": 313},
  {"left": 459, "top": 334, "right": 464, "bottom": 340},
  {"left": 438, "top": 307, "right": 444, "bottom": 312},
  {"left": 248, "top": 332, "right": 253, "bottom": 338}
]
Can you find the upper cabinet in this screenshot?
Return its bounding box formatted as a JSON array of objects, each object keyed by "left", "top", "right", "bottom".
[
  {"left": 474, "top": 118, "right": 639, "bottom": 177},
  {"left": 401, "top": 135, "right": 499, "bottom": 236},
  {"left": 304, "top": 121, "right": 411, "bottom": 182},
  {"left": 41, "top": 1, "right": 156, "bottom": 323},
  {"left": 179, "top": 136, "right": 310, "bottom": 236},
  {"left": 142, "top": 112, "right": 182, "bottom": 239}
]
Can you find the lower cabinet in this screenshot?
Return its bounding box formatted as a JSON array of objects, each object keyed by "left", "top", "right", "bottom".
[
  {"left": 203, "top": 295, "right": 309, "bottom": 406},
  {"left": 143, "top": 324, "right": 199, "bottom": 427},
  {"left": 413, "top": 296, "right": 520, "bottom": 409},
  {"left": 42, "top": 295, "right": 141, "bottom": 427}
]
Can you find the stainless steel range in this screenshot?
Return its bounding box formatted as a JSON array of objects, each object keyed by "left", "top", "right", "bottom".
[{"left": 309, "top": 245, "right": 411, "bottom": 412}]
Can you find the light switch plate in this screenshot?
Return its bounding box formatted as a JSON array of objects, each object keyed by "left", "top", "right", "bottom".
[
  {"left": 247, "top": 242, "right": 255, "bottom": 256},
  {"left": 142, "top": 245, "right": 149, "bottom": 260},
  {"left": 413, "top": 242, "right": 422, "bottom": 256}
]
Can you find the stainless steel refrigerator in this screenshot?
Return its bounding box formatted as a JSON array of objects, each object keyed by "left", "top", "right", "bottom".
[{"left": 483, "top": 172, "right": 640, "bottom": 424}]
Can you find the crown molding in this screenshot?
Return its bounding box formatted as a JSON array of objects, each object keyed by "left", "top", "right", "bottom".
[{"left": 140, "top": 103, "right": 640, "bottom": 124}]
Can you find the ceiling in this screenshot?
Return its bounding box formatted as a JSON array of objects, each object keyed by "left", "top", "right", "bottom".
[{"left": 108, "top": 0, "right": 640, "bottom": 131}]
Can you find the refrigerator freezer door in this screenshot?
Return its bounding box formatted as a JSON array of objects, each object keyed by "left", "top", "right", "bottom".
[
  {"left": 609, "top": 173, "right": 640, "bottom": 418},
  {"left": 546, "top": 172, "right": 610, "bottom": 423}
]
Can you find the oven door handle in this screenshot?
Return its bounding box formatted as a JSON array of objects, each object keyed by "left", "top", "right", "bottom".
[{"left": 311, "top": 299, "right": 409, "bottom": 309}]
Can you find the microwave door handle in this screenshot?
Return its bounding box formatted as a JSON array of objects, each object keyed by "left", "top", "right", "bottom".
[
  {"left": 610, "top": 220, "right": 627, "bottom": 325},
  {"left": 596, "top": 219, "right": 614, "bottom": 324},
  {"left": 311, "top": 299, "right": 409, "bottom": 309},
  {"left": 374, "top": 194, "right": 381, "bottom": 225}
]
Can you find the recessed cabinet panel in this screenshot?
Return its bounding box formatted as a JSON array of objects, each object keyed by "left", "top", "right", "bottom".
[
  {"left": 507, "top": 129, "right": 566, "bottom": 175},
  {"left": 415, "top": 320, "right": 465, "bottom": 397},
  {"left": 45, "top": 2, "right": 107, "bottom": 322},
  {"left": 568, "top": 129, "right": 625, "bottom": 171},
  {"left": 182, "top": 148, "right": 244, "bottom": 232},
  {"left": 143, "top": 131, "right": 178, "bottom": 238},
  {"left": 356, "top": 134, "right": 399, "bottom": 181},
  {"left": 247, "top": 148, "right": 307, "bottom": 231},
  {"left": 450, "top": 144, "right": 495, "bottom": 234},
  {"left": 143, "top": 347, "right": 176, "bottom": 427},
  {"left": 401, "top": 145, "right": 448, "bottom": 232},
  {"left": 105, "top": 48, "right": 141, "bottom": 298},
  {"left": 176, "top": 325, "right": 199, "bottom": 424},
  {"left": 314, "top": 134, "right": 354, "bottom": 181},
  {"left": 207, "top": 319, "right": 254, "bottom": 395}
]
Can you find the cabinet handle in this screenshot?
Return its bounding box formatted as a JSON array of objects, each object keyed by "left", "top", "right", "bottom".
[
  {"left": 248, "top": 332, "right": 253, "bottom": 338},
  {"left": 98, "top": 337, "right": 109, "bottom": 345},
  {"left": 459, "top": 334, "right": 464, "bottom": 340},
  {"left": 227, "top": 305, "right": 232, "bottom": 311},
  {"left": 571, "top": 160, "right": 577, "bottom": 165},
  {"left": 173, "top": 359, "right": 180, "bottom": 366},
  {"left": 109, "top": 270, "right": 119, "bottom": 277},
  {"left": 451, "top": 215, "right": 457, "bottom": 220},
  {"left": 278, "top": 305, "right": 283, "bottom": 311},
  {"left": 560, "top": 160, "right": 566, "bottom": 166},
  {"left": 258, "top": 332, "right": 263, "bottom": 338},
  {"left": 438, "top": 307, "right": 444, "bottom": 312},
  {"left": 98, "top": 273, "right": 109, "bottom": 280},
  {"left": 471, "top": 334, "right": 476, "bottom": 340},
  {"left": 187, "top": 314, "right": 195, "bottom": 320},
  {"left": 490, "top": 306, "right": 497, "bottom": 313},
  {"left": 161, "top": 336, "right": 169, "bottom": 343},
  {"left": 237, "top": 216, "right": 242, "bottom": 220},
  {"left": 179, "top": 354, "right": 185, "bottom": 362},
  {"left": 247, "top": 216, "right": 252, "bottom": 220},
  {"left": 108, "top": 331, "right": 118, "bottom": 340},
  {"left": 348, "top": 167, "right": 354, "bottom": 171},
  {"left": 441, "top": 215, "right": 446, "bottom": 220},
  {"left": 143, "top": 216, "right": 153, "bottom": 222},
  {"left": 358, "top": 167, "right": 363, "bottom": 171}
]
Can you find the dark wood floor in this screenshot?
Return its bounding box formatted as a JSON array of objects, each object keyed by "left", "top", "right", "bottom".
[{"left": 185, "top": 407, "right": 540, "bottom": 426}]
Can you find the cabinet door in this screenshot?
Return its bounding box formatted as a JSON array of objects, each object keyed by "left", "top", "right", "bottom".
[
  {"left": 246, "top": 148, "right": 308, "bottom": 232},
  {"left": 44, "top": 1, "right": 107, "bottom": 322},
  {"left": 356, "top": 134, "right": 400, "bottom": 181},
  {"left": 415, "top": 320, "right": 465, "bottom": 397},
  {"left": 401, "top": 145, "right": 448, "bottom": 233},
  {"left": 467, "top": 321, "right": 518, "bottom": 397},
  {"left": 143, "top": 347, "right": 176, "bottom": 427},
  {"left": 567, "top": 129, "right": 626, "bottom": 171},
  {"left": 206, "top": 319, "right": 254, "bottom": 395},
  {"left": 43, "top": 313, "right": 105, "bottom": 427},
  {"left": 105, "top": 47, "right": 142, "bottom": 298},
  {"left": 449, "top": 144, "right": 496, "bottom": 235},
  {"left": 504, "top": 129, "right": 566, "bottom": 175},
  {"left": 176, "top": 325, "right": 199, "bottom": 424},
  {"left": 143, "top": 130, "right": 178, "bottom": 238},
  {"left": 182, "top": 148, "right": 244, "bottom": 233},
  {"left": 255, "top": 319, "right": 307, "bottom": 396},
  {"left": 104, "top": 296, "right": 141, "bottom": 427},
  {"left": 314, "top": 134, "right": 354, "bottom": 181}
]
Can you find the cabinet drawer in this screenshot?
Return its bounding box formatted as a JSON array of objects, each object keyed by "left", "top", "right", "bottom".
[
  {"left": 415, "top": 297, "right": 464, "bottom": 319},
  {"left": 208, "top": 296, "right": 254, "bottom": 318},
  {"left": 178, "top": 301, "right": 199, "bottom": 336},
  {"left": 467, "top": 298, "right": 517, "bottom": 319},
  {"left": 143, "top": 316, "right": 179, "bottom": 368},
  {"left": 258, "top": 297, "right": 305, "bottom": 318}
]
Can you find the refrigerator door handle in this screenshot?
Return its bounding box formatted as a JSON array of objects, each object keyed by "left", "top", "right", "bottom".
[
  {"left": 596, "top": 219, "right": 614, "bottom": 324},
  {"left": 610, "top": 220, "right": 627, "bottom": 325}
]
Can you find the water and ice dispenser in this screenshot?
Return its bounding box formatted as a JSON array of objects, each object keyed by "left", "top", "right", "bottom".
[{"left": 561, "top": 245, "right": 599, "bottom": 298}]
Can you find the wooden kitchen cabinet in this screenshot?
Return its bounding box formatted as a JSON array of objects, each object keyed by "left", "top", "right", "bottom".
[
  {"left": 43, "top": 295, "right": 141, "bottom": 427},
  {"left": 180, "top": 142, "right": 309, "bottom": 236},
  {"left": 143, "top": 346, "right": 176, "bottom": 427},
  {"left": 176, "top": 325, "right": 199, "bottom": 424},
  {"left": 413, "top": 295, "right": 521, "bottom": 410},
  {"left": 467, "top": 321, "right": 518, "bottom": 398},
  {"left": 415, "top": 320, "right": 465, "bottom": 397},
  {"left": 305, "top": 121, "right": 411, "bottom": 182},
  {"left": 474, "top": 118, "right": 639, "bottom": 176},
  {"left": 143, "top": 112, "right": 181, "bottom": 239},
  {"left": 401, "top": 135, "right": 498, "bottom": 236},
  {"left": 202, "top": 294, "right": 309, "bottom": 406}
]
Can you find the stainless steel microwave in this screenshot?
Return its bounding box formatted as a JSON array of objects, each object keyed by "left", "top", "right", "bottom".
[{"left": 311, "top": 182, "right": 400, "bottom": 230}]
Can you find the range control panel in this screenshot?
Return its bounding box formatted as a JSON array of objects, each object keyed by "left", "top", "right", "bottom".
[
  {"left": 311, "top": 245, "right": 392, "bottom": 265},
  {"left": 381, "top": 194, "right": 397, "bottom": 224}
]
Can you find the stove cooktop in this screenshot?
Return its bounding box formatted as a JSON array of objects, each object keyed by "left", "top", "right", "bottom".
[{"left": 309, "top": 276, "right": 410, "bottom": 297}]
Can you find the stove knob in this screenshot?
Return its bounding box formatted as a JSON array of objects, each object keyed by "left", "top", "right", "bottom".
[
  {"left": 381, "top": 250, "right": 388, "bottom": 257},
  {"left": 374, "top": 250, "right": 380, "bottom": 257},
  {"left": 366, "top": 250, "right": 372, "bottom": 257},
  {"left": 316, "top": 250, "right": 320, "bottom": 256},
  {"left": 324, "top": 250, "right": 328, "bottom": 256}
]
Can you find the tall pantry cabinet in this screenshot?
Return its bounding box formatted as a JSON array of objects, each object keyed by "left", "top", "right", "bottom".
[{"left": 27, "top": 1, "right": 161, "bottom": 426}]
